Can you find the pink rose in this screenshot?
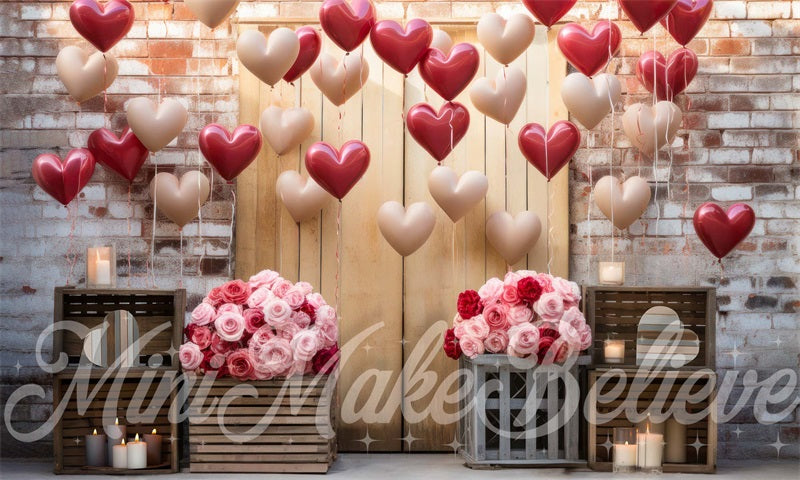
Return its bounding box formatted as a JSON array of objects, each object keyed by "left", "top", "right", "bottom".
[
  {"left": 534, "top": 292, "right": 565, "bottom": 321},
  {"left": 283, "top": 287, "right": 306, "bottom": 310},
  {"left": 315, "top": 305, "right": 337, "bottom": 325},
  {"left": 271, "top": 279, "right": 293, "bottom": 298},
  {"left": 305, "top": 293, "right": 327, "bottom": 309},
  {"left": 243, "top": 308, "right": 266, "bottom": 334},
  {"left": 291, "top": 329, "right": 320, "bottom": 362},
  {"left": 552, "top": 277, "right": 580, "bottom": 307},
  {"left": 227, "top": 348, "right": 255, "bottom": 380},
  {"left": 217, "top": 303, "right": 243, "bottom": 315},
  {"left": 507, "top": 305, "right": 533, "bottom": 326},
  {"left": 294, "top": 281, "right": 314, "bottom": 296},
  {"left": 558, "top": 321, "right": 582, "bottom": 351},
  {"left": 478, "top": 278, "right": 504, "bottom": 303},
  {"left": 220, "top": 280, "right": 251, "bottom": 305},
  {"left": 578, "top": 324, "right": 593, "bottom": 351},
  {"left": 508, "top": 323, "right": 540, "bottom": 356},
  {"left": 215, "top": 311, "right": 246, "bottom": 342},
  {"left": 276, "top": 321, "right": 301, "bottom": 340},
  {"left": 264, "top": 299, "right": 292, "bottom": 327},
  {"left": 208, "top": 353, "right": 226, "bottom": 370},
  {"left": 179, "top": 342, "right": 203, "bottom": 370},
  {"left": 504, "top": 271, "right": 522, "bottom": 286},
  {"left": 502, "top": 285, "right": 521, "bottom": 305},
  {"left": 454, "top": 315, "right": 490, "bottom": 341},
  {"left": 315, "top": 320, "right": 338, "bottom": 348},
  {"left": 249, "top": 326, "right": 274, "bottom": 349},
  {"left": 483, "top": 302, "right": 510, "bottom": 332},
  {"left": 191, "top": 302, "right": 216, "bottom": 326},
  {"left": 535, "top": 273, "right": 554, "bottom": 293},
  {"left": 459, "top": 335, "right": 485, "bottom": 358},
  {"left": 252, "top": 337, "right": 293, "bottom": 378},
  {"left": 247, "top": 286, "right": 275, "bottom": 309},
  {"left": 210, "top": 333, "right": 236, "bottom": 354},
  {"left": 484, "top": 330, "right": 509, "bottom": 354},
  {"left": 249, "top": 269, "right": 280, "bottom": 289},
  {"left": 291, "top": 311, "right": 312, "bottom": 329},
  {"left": 190, "top": 326, "right": 212, "bottom": 350},
  {"left": 204, "top": 286, "right": 224, "bottom": 308},
  {"left": 562, "top": 306, "right": 586, "bottom": 330}
]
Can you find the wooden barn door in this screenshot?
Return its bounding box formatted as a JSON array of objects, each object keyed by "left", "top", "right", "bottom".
[{"left": 235, "top": 19, "right": 568, "bottom": 452}]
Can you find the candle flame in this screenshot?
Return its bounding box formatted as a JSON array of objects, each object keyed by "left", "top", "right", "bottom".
[
  {"left": 152, "top": 428, "right": 157, "bottom": 435},
  {"left": 624, "top": 441, "right": 629, "bottom": 445},
  {"left": 115, "top": 418, "right": 119, "bottom": 426},
  {"left": 135, "top": 433, "right": 140, "bottom": 442},
  {"left": 121, "top": 438, "right": 126, "bottom": 446},
  {"left": 96, "top": 249, "right": 101, "bottom": 261},
  {"left": 93, "top": 428, "right": 97, "bottom": 435}
]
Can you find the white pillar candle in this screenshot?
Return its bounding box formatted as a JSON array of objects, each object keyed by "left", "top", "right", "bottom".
[
  {"left": 105, "top": 418, "right": 126, "bottom": 466},
  {"left": 599, "top": 261, "right": 625, "bottom": 285},
  {"left": 112, "top": 439, "right": 127, "bottom": 469},
  {"left": 614, "top": 441, "right": 638, "bottom": 468},
  {"left": 87, "top": 246, "right": 115, "bottom": 287},
  {"left": 603, "top": 339, "right": 625, "bottom": 363},
  {"left": 637, "top": 432, "right": 664, "bottom": 470},
  {"left": 665, "top": 417, "right": 687, "bottom": 463},
  {"left": 126, "top": 434, "right": 148, "bottom": 469}
]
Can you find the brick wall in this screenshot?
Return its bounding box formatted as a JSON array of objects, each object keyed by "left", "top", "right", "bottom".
[{"left": 1, "top": 0, "right": 798, "bottom": 460}]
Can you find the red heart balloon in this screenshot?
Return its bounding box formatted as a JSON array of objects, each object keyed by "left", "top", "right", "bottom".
[
  {"left": 87, "top": 127, "right": 148, "bottom": 183},
  {"left": 618, "top": 0, "right": 679, "bottom": 34},
  {"left": 283, "top": 26, "right": 322, "bottom": 83},
  {"left": 636, "top": 48, "right": 698, "bottom": 101},
  {"left": 557, "top": 22, "right": 622, "bottom": 77},
  {"left": 319, "top": 0, "right": 376, "bottom": 53},
  {"left": 418, "top": 44, "right": 480, "bottom": 101},
  {"left": 693, "top": 202, "right": 755, "bottom": 259},
  {"left": 69, "top": 0, "right": 135, "bottom": 53},
  {"left": 199, "top": 124, "right": 263, "bottom": 182},
  {"left": 521, "top": 0, "right": 578, "bottom": 28},
  {"left": 518, "top": 121, "right": 580, "bottom": 181},
  {"left": 305, "top": 140, "right": 370, "bottom": 200},
  {"left": 32, "top": 149, "right": 96, "bottom": 206},
  {"left": 406, "top": 102, "right": 470, "bottom": 162},
  {"left": 370, "top": 19, "right": 432, "bottom": 75},
  {"left": 661, "top": 0, "right": 713, "bottom": 46}
]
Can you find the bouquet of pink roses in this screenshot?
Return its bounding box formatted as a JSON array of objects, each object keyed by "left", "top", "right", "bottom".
[
  {"left": 179, "top": 269, "right": 339, "bottom": 381},
  {"left": 443, "top": 270, "right": 591, "bottom": 364}
]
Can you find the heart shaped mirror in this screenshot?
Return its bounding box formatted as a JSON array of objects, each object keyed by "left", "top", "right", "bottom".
[
  {"left": 636, "top": 306, "right": 700, "bottom": 368},
  {"left": 81, "top": 310, "right": 140, "bottom": 367}
]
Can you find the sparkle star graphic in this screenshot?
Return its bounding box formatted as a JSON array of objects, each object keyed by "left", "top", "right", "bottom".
[
  {"left": 401, "top": 431, "right": 419, "bottom": 450},
  {"left": 74, "top": 437, "right": 81, "bottom": 445},
  {"left": 443, "top": 435, "right": 463, "bottom": 456},
  {"left": 727, "top": 343, "right": 744, "bottom": 368},
  {"left": 772, "top": 337, "right": 783, "bottom": 348},
  {"left": 14, "top": 361, "right": 22, "bottom": 375},
  {"left": 688, "top": 435, "right": 706, "bottom": 457},
  {"left": 733, "top": 426, "right": 743, "bottom": 439},
  {"left": 355, "top": 430, "right": 377, "bottom": 453},
  {"left": 600, "top": 435, "right": 614, "bottom": 455},
  {"left": 362, "top": 343, "right": 374, "bottom": 354},
  {"left": 768, "top": 432, "right": 788, "bottom": 459}
]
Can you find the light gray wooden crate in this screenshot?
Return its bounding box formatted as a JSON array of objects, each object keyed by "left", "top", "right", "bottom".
[{"left": 458, "top": 355, "right": 585, "bottom": 468}]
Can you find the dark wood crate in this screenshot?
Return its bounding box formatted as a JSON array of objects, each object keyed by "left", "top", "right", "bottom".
[
  {"left": 582, "top": 287, "right": 716, "bottom": 369},
  {"left": 188, "top": 375, "right": 337, "bottom": 474}
]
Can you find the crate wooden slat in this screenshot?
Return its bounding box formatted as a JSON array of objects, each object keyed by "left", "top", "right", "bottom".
[
  {"left": 188, "top": 375, "right": 336, "bottom": 473},
  {"left": 583, "top": 287, "right": 716, "bottom": 369}
]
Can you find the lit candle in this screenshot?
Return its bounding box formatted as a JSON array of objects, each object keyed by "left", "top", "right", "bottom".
[
  {"left": 112, "top": 438, "right": 127, "bottom": 469},
  {"left": 665, "top": 417, "right": 687, "bottom": 463},
  {"left": 105, "top": 418, "right": 126, "bottom": 466},
  {"left": 599, "top": 261, "right": 625, "bottom": 285},
  {"left": 612, "top": 427, "right": 637, "bottom": 473},
  {"left": 87, "top": 246, "right": 115, "bottom": 287},
  {"left": 603, "top": 339, "right": 626, "bottom": 364},
  {"left": 614, "top": 442, "right": 637, "bottom": 468},
  {"left": 637, "top": 424, "right": 664, "bottom": 472},
  {"left": 143, "top": 428, "right": 163, "bottom": 466},
  {"left": 85, "top": 428, "right": 107, "bottom": 467},
  {"left": 126, "top": 433, "right": 148, "bottom": 470}
]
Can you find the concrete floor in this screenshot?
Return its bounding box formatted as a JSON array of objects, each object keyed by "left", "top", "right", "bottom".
[{"left": 1, "top": 455, "right": 798, "bottom": 479}]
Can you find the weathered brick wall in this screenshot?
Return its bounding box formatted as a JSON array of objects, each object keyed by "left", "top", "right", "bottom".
[{"left": 1, "top": 0, "right": 797, "bottom": 460}]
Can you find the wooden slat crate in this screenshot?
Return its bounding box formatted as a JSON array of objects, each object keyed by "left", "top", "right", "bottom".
[
  {"left": 582, "top": 287, "right": 716, "bottom": 368},
  {"left": 53, "top": 368, "right": 181, "bottom": 474},
  {"left": 188, "top": 375, "right": 337, "bottom": 473},
  {"left": 587, "top": 368, "right": 717, "bottom": 474},
  {"left": 458, "top": 355, "right": 586, "bottom": 468}
]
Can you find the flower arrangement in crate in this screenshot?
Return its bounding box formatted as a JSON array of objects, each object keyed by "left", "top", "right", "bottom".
[
  {"left": 443, "top": 270, "right": 592, "bottom": 363},
  {"left": 180, "top": 269, "right": 339, "bottom": 380}
]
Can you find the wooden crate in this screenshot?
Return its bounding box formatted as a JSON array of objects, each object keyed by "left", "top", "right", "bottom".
[
  {"left": 188, "top": 375, "right": 337, "bottom": 473},
  {"left": 582, "top": 287, "right": 716, "bottom": 369},
  {"left": 587, "top": 368, "right": 717, "bottom": 474},
  {"left": 458, "top": 355, "right": 585, "bottom": 468},
  {"left": 53, "top": 288, "right": 186, "bottom": 367},
  {"left": 53, "top": 368, "right": 181, "bottom": 474}
]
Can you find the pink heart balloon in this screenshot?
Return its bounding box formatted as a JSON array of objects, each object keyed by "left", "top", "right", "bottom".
[
  {"left": 406, "top": 102, "right": 470, "bottom": 162},
  {"left": 693, "top": 202, "right": 755, "bottom": 259},
  {"left": 660, "top": 0, "right": 713, "bottom": 46},
  {"left": 319, "top": 0, "right": 376, "bottom": 52},
  {"left": 618, "top": 0, "right": 679, "bottom": 34},
  {"left": 198, "top": 124, "right": 263, "bottom": 182},
  {"left": 518, "top": 121, "right": 581, "bottom": 181},
  {"left": 305, "top": 140, "right": 370, "bottom": 200},
  {"left": 370, "top": 19, "right": 432, "bottom": 75},
  {"left": 557, "top": 22, "right": 622, "bottom": 77},
  {"left": 87, "top": 127, "right": 148, "bottom": 183},
  {"left": 418, "top": 43, "right": 480, "bottom": 101},
  {"left": 32, "top": 149, "right": 96, "bottom": 206},
  {"left": 69, "top": 0, "right": 135, "bottom": 53},
  {"left": 283, "top": 26, "right": 322, "bottom": 83},
  {"left": 636, "top": 48, "right": 698, "bottom": 101}
]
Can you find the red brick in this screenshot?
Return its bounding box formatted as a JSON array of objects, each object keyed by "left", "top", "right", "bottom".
[{"left": 711, "top": 38, "right": 752, "bottom": 56}]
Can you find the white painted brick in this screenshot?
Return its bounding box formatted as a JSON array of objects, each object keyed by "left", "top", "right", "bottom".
[
  {"left": 750, "top": 112, "right": 793, "bottom": 129},
  {"left": 747, "top": 1, "right": 791, "bottom": 19},
  {"left": 752, "top": 148, "right": 794, "bottom": 164},
  {"left": 76, "top": 113, "right": 106, "bottom": 130},
  {"left": 712, "top": 185, "right": 753, "bottom": 201},
  {"left": 708, "top": 112, "right": 750, "bottom": 129},
  {"left": 714, "top": 1, "right": 747, "bottom": 19},
  {"left": 730, "top": 20, "right": 773, "bottom": 37},
  {"left": 20, "top": 5, "right": 51, "bottom": 20}
]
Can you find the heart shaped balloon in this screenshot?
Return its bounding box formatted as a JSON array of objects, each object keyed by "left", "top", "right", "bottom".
[
  {"left": 237, "top": 28, "right": 300, "bottom": 86},
  {"left": 377, "top": 201, "right": 436, "bottom": 256},
  {"left": 618, "top": 0, "right": 679, "bottom": 34},
  {"left": 621, "top": 101, "right": 682, "bottom": 156},
  {"left": 557, "top": 22, "right": 621, "bottom": 77},
  {"left": 486, "top": 211, "right": 542, "bottom": 265},
  {"left": 56, "top": 46, "right": 118, "bottom": 103},
  {"left": 418, "top": 43, "right": 480, "bottom": 101},
  {"left": 593, "top": 175, "right": 651, "bottom": 230},
  {"left": 69, "top": 0, "right": 135, "bottom": 52},
  {"left": 283, "top": 26, "right": 322, "bottom": 83},
  {"left": 260, "top": 106, "right": 315, "bottom": 155},
  {"left": 693, "top": 202, "right": 755, "bottom": 259},
  {"left": 660, "top": 0, "right": 713, "bottom": 46},
  {"left": 87, "top": 127, "right": 148, "bottom": 182},
  {"left": 150, "top": 171, "right": 211, "bottom": 228},
  {"left": 477, "top": 13, "right": 535, "bottom": 66},
  {"left": 126, "top": 97, "right": 188, "bottom": 152},
  {"left": 428, "top": 166, "right": 488, "bottom": 222},
  {"left": 319, "top": 0, "right": 376, "bottom": 52},
  {"left": 184, "top": 0, "right": 240, "bottom": 29},
  {"left": 276, "top": 170, "right": 332, "bottom": 223},
  {"left": 310, "top": 51, "right": 370, "bottom": 106},
  {"left": 199, "top": 124, "right": 263, "bottom": 182},
  {"left": 469, "top": 66, "right": 527, "bottom": 126},
  {"left": 521, "top": 0, "right": 577, "bottom": 28},
  {"left": 406, "top": 102, "right": 470, "bottom": 162},
  {"left": 370, "top": 19, "right": 432, "bottom": 75},
  {"left": 430, "top": 29, "right": 454, "bottom": 53},
  {"left": 518, "top": 121, "right": 581, "bottom": 181},
  {"left": 32, "top": 149, "right": 96, "bottom": 206},
  {"left": 305, "top": 140, "right": 370, "bottom": 200},
  {"left": 636, "top": 48, "right": 698, "bottom": 101},
  {"left": 560, "top": 72, "right": 621, "bottom": 130}
]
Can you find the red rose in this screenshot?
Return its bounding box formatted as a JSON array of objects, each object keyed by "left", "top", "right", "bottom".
[
  {"left": 210, "top": 333, "right": 236, "bottom": 355},
  {"left": 300, "top": 301, "right": 317, "bottom": 323},
  {"left": 184, "top": 323, "right": 197, "bottom": 341},
  {"left": 191, "top": 326, "right": 212, "bottom": 350},
  {"left": 220, "top": 280, "right": 252, "bottom": 305},
  {"left": 517, "top": 276, "right": 543, "bottom": 304},
  {"left": 443, "top": 328, "right": 462, "bottom": 360},
  {"left": 205, "top": 286, "right": 225, "bottom": 308},
  {"left": 312, "top": 345, "right": 339, "bottom": 374},
  {"left": 243, "top": 308, "right": 266, "bottom": 334},
  {"left": 457, "top": 290, "right": 482, "bottom": 319},
  {"left": 536, "top": 327, "right": 560, "bottom": 364},
  {"left": 227, "top": 348, "right": 255, "bottom": 380}
]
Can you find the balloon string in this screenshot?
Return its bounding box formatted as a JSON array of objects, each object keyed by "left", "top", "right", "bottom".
[
  {"left": 335, "top": 200, "right": 342, "bottom": 323},
  {"left": 545, "top": 28, "right": 552, "bottom": 275},
  {"left": 229, "top": 185, "right": 236, "bottom": 279},
  {"left": 66, "top": 201, "right": 77, "bottom": 286},
  {"left": 179, "top": 229, "right": 184, "bottom": 288},
  {"left": 150, "top": 161, "right": 157, "bottom": 288},
  {"left": 448, "top": 104, "right": 454, "bottom": 162},
  {"left": 606, "top": 73, "right": 617, "bottom": 263},
  {"left": 102, "top": 54, "right": 109, "bottom": 129},
  {"left": 127, "top": 184, "right": 132, "bottom": 287}
]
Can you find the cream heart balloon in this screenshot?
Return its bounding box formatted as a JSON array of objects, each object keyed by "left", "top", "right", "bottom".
[
  {"left": 469, "top": 66, "right": 526, "bottom": 125},
  {"left": 430, "top": 29, "right": 454, "bottom": 53},
  {"left": 561, "top": 72, "right": 621, "bottom": 130},
  {"left": 260, "top": 106, "right": 315, "bottom": 155},
  {"left": 185, "top": 0, "right": 240, "bottom": 29},
  {"left": 126, "top": 98, "right": 188, "bottom": 152},
  {"left": 622, "top": 101, "right": 682, "bottom": 156},
  {"left": 594, "top": 175, "right": 651, "bottom": 230},
  {"left": 149, "top": 171, "right": 210, "bottom": 228},
  {"left": 477, "top": 13, "right": 535, "bottom": 66},
  {"left": 275, "top": 170, "right": 331, "bottom": 223},
  {"left": 310, "top": 51, "right": 369, "bottom": 106},
  {"left": 237, "top": 28, "right": 300, "bottom": 86},
  {"left": 428, "top": 166, "right": 488, "bottom": 222},
  {"left": 56, "top": 46, "right": 118, "bottom": 103},
  {"left": 377, "top": 201, "right": 436, "bottom": 256},
  {"left": 485, "top": 211, "right": 542, "bottom": 265}
]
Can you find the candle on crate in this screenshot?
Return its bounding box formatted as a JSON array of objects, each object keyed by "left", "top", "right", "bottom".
[
  {"left": 612, "top": 427, "right": 637, "bottom": 473},
  {"left": 112, "top": 438, "right": 127, "bottom": 469},
  {"left": 598, "top": 261, "right": 625, "bottom": 285},
  {"left": 86, "top": 245, "right": 116, "bottom": 287},
  {"left": 603, "top": 339, "right": 625, "bottom": 364},
  {"left": 105, "top": 418, "right": 126, "bottom": 466},
  {"left": 665, "top": 417, "right": 687, "bottom": 463},
  {"left": 637, "top": 419, "right": 664, "bottom": 473},
  {"left": 143, "top": 428, "right": 162, "bottom": 466},
  {"left": 85, "top": 428, "right": 107, "bottom": 467},
  {"left": 126, "top": 433, "right": 148, "bottom": 469}
]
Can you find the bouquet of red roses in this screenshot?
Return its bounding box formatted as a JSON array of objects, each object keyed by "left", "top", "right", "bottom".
[
  {"left": 443, "top": 270, "right": 591, "bottom": 364},
  {"left": 180, "top": 270, "right": 339, "bottom": 381}
]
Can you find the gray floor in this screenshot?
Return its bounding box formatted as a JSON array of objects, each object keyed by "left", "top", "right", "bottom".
[{"left": 2, "top": 455, "right": 798, "bottom": 479}]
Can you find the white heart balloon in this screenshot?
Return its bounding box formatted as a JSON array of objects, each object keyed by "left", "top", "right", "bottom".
[
  {"left": 486, "top": 211, "right": 542, "bottom": 265},
  {"left": 56, "top": 46, "right": 118, "bottom": 103},
  {"left": 469, "top": 66, "right": 527, "bottom": 125},
  {"left": 149, "top": 171, "right": 210, "bottom": 228},
  {"left": 377, "top": 201, "right": 436, "bottom": 256},
  {"left": 430, "top": 29, "right": 454, "bottom": 54},
  {"left": 310, "top": 51, "right": 369, "bottom": 106},
  {"left": 126, "top": 98, "right": 188, "bottom": 152},
  {"left": 428, "top": 166, "right": 488, "bottom": 222},
  {"left": 184, "top": 0, "right": 241, "bottom": 29},
  {"left": 594, "top": 175, "right": 651, "bottom": 230},
  {"left": 561, "top": 72, "right": 621, "bottom": 130},
  {"left": 237, "top": 28, "right": 300, "bottom": 86},
  {"left": 622, "top": 101, "right": 682, "bottom": 156},
  {"left": 276, "top": 170, "right": 331, "bottom": 223},
  {"left": 477, "top": 13, "right": 535, "bottom": 66},
  {"left": 260, "top": 106, "right": 315, "bottom": 155}
]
